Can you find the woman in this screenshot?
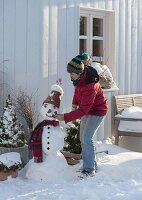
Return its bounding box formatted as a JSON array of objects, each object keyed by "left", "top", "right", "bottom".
[{"left": 55, "top": 54, "right": 108, "bottom": 177}]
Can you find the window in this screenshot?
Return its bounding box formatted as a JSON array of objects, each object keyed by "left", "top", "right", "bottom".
[{"left": 79, "top": 8, "right": 115, "bottom": 76}]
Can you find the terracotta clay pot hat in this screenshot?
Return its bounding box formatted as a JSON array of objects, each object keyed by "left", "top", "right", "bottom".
[{"left": 44, "top": 84, "right": 63, "bottom": 108}]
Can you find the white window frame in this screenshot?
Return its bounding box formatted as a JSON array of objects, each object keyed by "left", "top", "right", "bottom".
[{"left": 79, "top": 7, "right": 115, "bottom": 79}]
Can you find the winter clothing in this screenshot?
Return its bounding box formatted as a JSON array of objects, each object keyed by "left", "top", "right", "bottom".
[
  {"left": 28, "top": 120, "right": 59, "bottom": 163},
  {"left": 64, "top": 66, "right": 108, "bottom": 123},
  {"left": 64, "top": 62, "right": 108, "bottom": 173},
  {"left": 79, "top": 169, "right": 96, "bottom": 179},
  {"left": 80, "top": 115, "right": 104, "bottom": 172},
  {"left": 67, "top": 55, "right": 85, "bottom": 74}
]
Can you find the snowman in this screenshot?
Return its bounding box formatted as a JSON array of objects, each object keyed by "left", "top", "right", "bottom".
[{"left": 25, "top": 84, "right": 72, "bottom": 182}]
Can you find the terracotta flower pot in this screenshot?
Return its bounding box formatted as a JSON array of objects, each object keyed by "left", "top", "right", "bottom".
[{"left": 0, "top": 169, "right": 18, "bottom": 181}]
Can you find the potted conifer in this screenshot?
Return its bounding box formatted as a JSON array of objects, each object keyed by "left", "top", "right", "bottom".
[
  {"left": 0, "top": 95, "right": 28, "bottom": 170},
  {"left": 61, "top": 120, "right": 82, "bottom": 165}
]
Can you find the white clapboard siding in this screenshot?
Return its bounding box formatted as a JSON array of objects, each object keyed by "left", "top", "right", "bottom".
[
  {"left": 3, "top": 0, "right": 15, "bottom": 93},
  {"left": 14, "top": 0, "right": 28, "bottom": 91},
  {"left": 1, "top": 0, "right": 142, "bottom": 103},
  {"left": 124, "top": 0, "right": 132, "bottom": 94},
  {"left": 26, "top": 0, "right": 41, "bottom": 93},
  {"left": 57, "top": 1, "right": 80, "bottom": 111},
  {"left": 98, "top": 0, "right": 105, "bottom": 9},
  {"left": 48, "top": 0, "right": 58, "bottom": 85},
  {"left": 0, "top": 0, "right": 142, "bottom": 142},
  {"left": 105, "top": 0, "right": 113, "bottom": 9},
  {"left": 65, "top": 2, "right": 79, "bottom": 111},
  {"left": 131, "top": 0, "right": 138, "bottom": 94},
  {"left": 0, "top": 1, "right": 4, "bottom": 63},
  {"left": 58, "top": 0, "right": 70, "bottom": 111},
  {"left": 137, "top": 0, "right": 142, "bottom": 92},
  {"left": 90, "top": 0, "right": 99, "bottom": 8},
  {"left": 113, "top": 0, "right": 119, "bottom": 91},
  {"left": 0, "top": 0, "right": 4, "bottom": 113},
  {"left": 39, "top": 0, "right": 50, "bottom": 104},
  {"left": 118, "top": 0, "right": 126, "bottom": 94}
]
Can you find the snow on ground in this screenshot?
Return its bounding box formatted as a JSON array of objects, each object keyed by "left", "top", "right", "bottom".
[{"left": 0, "top": 141, "right": 142, "bottom": 200}]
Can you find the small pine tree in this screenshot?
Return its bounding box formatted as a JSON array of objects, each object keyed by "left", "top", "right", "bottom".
[
  {"left": 63, "top": 120, "right": 82, "bottom": 154},
  {"left": 0, "top": 95, "right": 26, "bottom": 148}
]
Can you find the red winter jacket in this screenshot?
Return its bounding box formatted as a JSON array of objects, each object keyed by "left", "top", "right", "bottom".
[{"left": 64, "top": 67, "right": 108, "bottom": 123}]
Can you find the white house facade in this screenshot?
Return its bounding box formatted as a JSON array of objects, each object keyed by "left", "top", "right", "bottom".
[{"left": 0, "top": 0, "right": 142, "bottom": 151}]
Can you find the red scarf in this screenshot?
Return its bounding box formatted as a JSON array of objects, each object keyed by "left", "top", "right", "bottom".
[{"left": 28, "top": 120, "right": 59, "bottom": 163}]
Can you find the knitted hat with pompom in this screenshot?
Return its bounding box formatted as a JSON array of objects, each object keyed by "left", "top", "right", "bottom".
[{"left": 67, "top": 55, "right": 84, "bottom": 74}]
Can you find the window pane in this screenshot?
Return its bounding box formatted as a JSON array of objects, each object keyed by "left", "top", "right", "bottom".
[
  {"left": 93, "top": 18, "right": 103, "bottom": 37},
  {"left": 92, "top": 40, "right": 103, "bottom": 62},
  {"left": 80, "top": 17, "right": 87, "bottom": 36},
  {"left": 79, "top": 39, "right": 87, "bottom": 54}
]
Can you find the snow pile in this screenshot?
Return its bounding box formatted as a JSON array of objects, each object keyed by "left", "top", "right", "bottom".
[
  {"left": 116, "top": 106, "right": 142, "bottom": 132},
  {"left": 116, "top": 106, "right": 142, "bottom": 118},
  {"left": 0, "top": 141, "right": 142, "bottom": 199},
  {"left": 0, "top": 152, "right": 21, "bottom": 168},
  {"left": 25, "top": 152, "right": 74, "bottom": 182}
]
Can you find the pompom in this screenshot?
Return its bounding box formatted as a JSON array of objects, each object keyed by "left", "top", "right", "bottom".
[{"left": 51, "top": 84, "right": 63, "bottom": 96}]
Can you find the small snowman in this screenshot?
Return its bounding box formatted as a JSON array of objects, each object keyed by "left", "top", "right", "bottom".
[{"left": 25, "top": 84, "right": 72, "bottom": 182}]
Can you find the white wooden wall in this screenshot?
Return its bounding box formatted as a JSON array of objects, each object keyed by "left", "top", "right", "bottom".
[{"left": 0, "top": 0, "right": 142, "bottom": 145}]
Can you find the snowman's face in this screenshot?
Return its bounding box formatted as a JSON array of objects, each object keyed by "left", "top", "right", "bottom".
[{"left": 40, "top": 103, "right": 59, "bottom": 120}]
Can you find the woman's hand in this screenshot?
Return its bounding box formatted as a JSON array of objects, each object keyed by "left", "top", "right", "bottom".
[{"left": 55, "top": 114, "right": 64, "bottom": 121}]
